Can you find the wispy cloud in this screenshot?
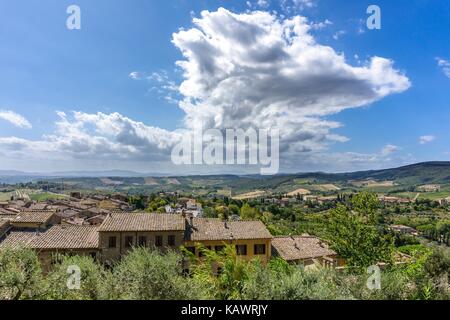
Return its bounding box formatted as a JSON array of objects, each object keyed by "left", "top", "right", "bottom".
[
  {"left": 147, "top": 71, "right": 179, "bottom": 104},
  {"left": 128, "top": 71, "right": 142, "bottom": 80},
  {"left": 128, "top": 70, "right": 180, "bottom": 104},
  {"left": 280, "top": 0, "right": 316, "bottom": 14},
  {"left": 381, "top": 144, "right": 400, "bottom": 156},
  {"left": 246, "top": 0, "right": 271, "bottom": 9},
  {"left": 310, "top": 19, "right": 333, "bottom": 30},
  {"left": 436, "top": 57, "right": 450, "bottom": 78},
  {"left": 419, "top": 135, "right": 436, "bottom": 145},
  {"left": 332, "top": 30, "right": 346, "bottom": 40},
  {"left": 0, "top": 110, "right": 32, "bottom": 129}
]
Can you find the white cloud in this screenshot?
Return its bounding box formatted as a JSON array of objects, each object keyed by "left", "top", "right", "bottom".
[
  {"left": 381, "top": 144, "right": 400, "bottom": 156},
  {"left": 332, "top": 30, "right": 346, "bottom": 40},
  {"left": 0, "top": 110, "right": 32, "bottom": 129},
  {"left": 419, "top": 135, "right": 436, "bottom": 145},
  {"left": 0, "top": 111, "right": 182, "bottom": 162},
  {"left": 246, "top": 0, "right": 271, "bottom": 9},
  {"left": 294, "top": 0, "right": 315, "bottom": 9},
  {"left": 0, "top": 8, "right": 412, "bottom": 173},
  {"left": 436, "top": 57, "right": 450, "bottom": 78},
  {"left": 258, "top": 0, "right": 271, "bottom": 8},
  {"left": 172, "top": 8, "right": 410, "bottom": 159},
  {"left": 280, "top": 143, "right": 412, "bottom": 172},
  {"left": 281, "top": 0, "right": 316, "bottom": 13},
  {"left": 310, "top": 19, "right": 332, "bottom": 30},
  {"left": 128, "top": 71, "right": 142, "bottom": 80},
  {"left": 147, "top": 71, "right": 180, "bottom": 104},
  {"left": 129, "top": 70, "right": 180, "bottom": 103}
]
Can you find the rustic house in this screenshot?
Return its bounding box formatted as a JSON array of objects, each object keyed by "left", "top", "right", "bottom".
[
  {"left": 184, "top": 218, "right": 273, "bottom": 263},
  {"left": 271, "top": 235, "right": 342, "bottom": 268},
  {"left": 0, "top": 225, "right": 99, "bottom": 269},
  {"left": 98, "top": 213, "right": 186, "bottom": 263},
  {"left": 10, "top": 210, "right": 60, "bottom": 230}
]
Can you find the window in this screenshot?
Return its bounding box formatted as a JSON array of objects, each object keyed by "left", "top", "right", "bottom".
[
  {"left": 185, "top": 246, "right": 196, "bottom": 255},
  {"left": 155, "top": 235, "right": 163, "bottom": 247},
  {"left": 138, "top": 236, "right": 147, "bottom": 247},
  {"left": 125, "top": 236, "right": 134, "bottom": 248},
  {"left": 108, "top": 236, "right": 117, "bottom": 248},
  {"left": 236, "top": 245, "right": 247, "bottom": 256},
  {"left": 215, "top": 245, "right": 225, "bottom": 252},
  {"left": 168, "top": 235, "right": 176, "bottom": 246},
  {"left": 254, "top": 244, "right": 266, "bottom": 255}
]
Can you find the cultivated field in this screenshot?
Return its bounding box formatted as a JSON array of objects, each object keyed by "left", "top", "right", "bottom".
[
  {"left": 350, "top": 180, "right": 396, "bottom": 188},
  {"left": 315, "top": 184, "right": 341, "bottom": 191},
  {"left": 144, "top": 177, "right": 159, "bottom": 185},
  {"left": 100, "top": 178, "right": 123, "bottom": 185},
  {"left": 232, "top": 190, "right": 267, "bottom": 200},
  {"left": 166, "top": 178, "right": 181, "bottom": 185},
  {"left": 29, "top": 192, "right": 68, "bottom": 201},
  {"left": 287, "top": 188, "right": 311, "bottom": 196}
]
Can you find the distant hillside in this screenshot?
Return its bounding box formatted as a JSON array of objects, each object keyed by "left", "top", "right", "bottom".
[
  {"left": 1, "top": 162, "right": 450, "bottom": 194},
  {"left": 334, "top": 162, "right": 450, "bottom": 185}
]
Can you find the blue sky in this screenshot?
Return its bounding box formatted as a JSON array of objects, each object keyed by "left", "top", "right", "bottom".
[{"left": 0, "top": 0, "right": 449, "bottom": 174}]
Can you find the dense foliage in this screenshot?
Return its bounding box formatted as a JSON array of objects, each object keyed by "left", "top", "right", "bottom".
[
  {"left": 0, "top": 245, "right": 448, "bottom": 300},
  {"left": 325, "top": 192, "right": 394, "bottom": 269}
]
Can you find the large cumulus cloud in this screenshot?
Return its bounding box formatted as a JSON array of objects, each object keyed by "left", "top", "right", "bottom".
[{"left": 173, "top": 8, "right": 410, "bottom": 156}]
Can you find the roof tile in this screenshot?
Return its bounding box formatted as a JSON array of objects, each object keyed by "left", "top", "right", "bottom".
[
  {"left": 0, "top": 225, "right": 99, "bottom": 250},
  {"left": 271, "top": 236, "right": 336, "bottom": 261},
  {"left": 99, "top": 213, "right": 185, "bottom": 232},
  {"left": 185, "top": 218, "right": 272, "bottom": 241}
]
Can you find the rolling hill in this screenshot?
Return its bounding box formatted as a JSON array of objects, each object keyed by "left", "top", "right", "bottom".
[{"left": 1, "top": 162, "right": 450, "bottom": 195}]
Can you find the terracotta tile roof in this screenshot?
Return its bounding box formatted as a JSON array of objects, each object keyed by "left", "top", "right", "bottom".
[
  {"left": 0, "top": 225, "right": 99, "bottom": 250},
  {"left": 33, "top": 225, "right": 99, "bottom": 249},
  {"left": 0, "top": 219, "right": 10, "bottom": 235},
  {"left": 0, "top": 207, "right": 19, "bottom": 215},
  {"left": 99, "top": 213, "right": 185, "bottom": 232},
  {"left": 86, "top": 207, "right": 109, "bottom": 215},
  {"left": 271, "top": 236, "right": 336, "bottom": 261},
  {"left": 0, "top": 219, "right": 9, "bottom": 228},
  {"left": 185, "top": 218, "right": 272, "bottom": 241},
  {"left": 56, "top": 209, "right": 79, "bottom": 219},
  {"left": 23, "top": 203, "right": 48, "bottom": 211},
  {"left": 0, "top": 207, "right": 18, "bottom": 215},
  {"left": 0, "top": 215, "right": 17, "bottom": 221},
  {"left": 0, "top": 232, "right": 38, "bottom": 249},
  {"left": 109, "top": 208, "right": 133, "bottom": 213},
  {"left": 12, "top": 211, "right": 55, "bottom": 224}
]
